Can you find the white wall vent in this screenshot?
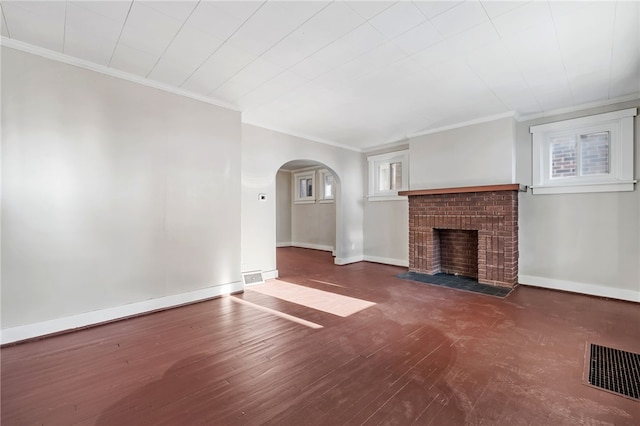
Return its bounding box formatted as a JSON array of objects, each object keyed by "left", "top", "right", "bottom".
[{"left": 242, "top": 271, "right": 264, "bottom": 286}]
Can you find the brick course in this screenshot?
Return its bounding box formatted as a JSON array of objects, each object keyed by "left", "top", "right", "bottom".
[{"left": 408, "top": 190, "right": 519, "bottom": 288}]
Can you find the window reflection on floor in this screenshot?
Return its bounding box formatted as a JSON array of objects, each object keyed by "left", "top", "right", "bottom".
[{"left": 248, "top": 280, "right": 376, "bottom": 318}]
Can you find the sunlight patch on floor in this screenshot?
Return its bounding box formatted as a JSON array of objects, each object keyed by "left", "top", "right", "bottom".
[
  {"left": 248, "top": 280, "right": 376, "bottom": 317},
  {"left": 229, "top": 296, "right": 323, "bottom": 329}
]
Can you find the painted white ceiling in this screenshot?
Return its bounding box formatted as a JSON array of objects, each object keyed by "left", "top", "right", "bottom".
[{"left": 1, "top": 1, "right": 639, "bottom": 150}]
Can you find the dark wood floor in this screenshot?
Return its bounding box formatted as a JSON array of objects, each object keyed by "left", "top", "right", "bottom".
[{"left": 2, "top": 247, "right": 639, "bottom": 425}]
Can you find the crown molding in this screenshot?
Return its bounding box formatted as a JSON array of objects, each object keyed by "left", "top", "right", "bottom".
[
  {"left": 362, "top": 138, "right": 410, "bottom": 154},
  {"left": 407, "top": 111, "right": 517, "bottom": 139},
  {"left": 0, "top": 37, "right": 240, "bottom": 112},
  {"left": 517, "top": 93, "right": 640, "bottom": 122},
  {"left": 241, "top": 120, "right": 363, "bottom": 153}
]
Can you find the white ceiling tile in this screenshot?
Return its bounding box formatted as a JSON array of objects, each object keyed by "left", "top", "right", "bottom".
[
  {"left": 211, "top": 1, "right": 263, "bottom": 21},
  {"left": 392, "top": 21, "right": 442, "bottom": 55},
  {"left": 368, "top": 1, "right": 426, "bottom": 39},
  {"left": 491, "top": 1, "right": 552, "bottom": 39},
  {"left": 428, "top": 58, "right": 491, "bottom": 96},
  {"left": 490, "top": 85, "right": 541, "bottom": 113},
  {"left": 548, "top": 1, "right": 592, "bottom": 20},
  {"left": 1, "top": 6, "right": 10, "bottom": 38},
  {"left": 64, "top": 27, "right": 115, "bottom": 66},
  {"left": 429, "top": 1, "right": 489, "bottom": 38},
  {"left": 411, "top": 41, "right": 455, "bottom": 68},
  {"left": 288, "top": 23, "right": 387, "bottom": 80},
  {"left": 3, "top": 1, "right": 66, "bottom": 20},
  {"left": 609, "top": 1, "right": 640, "bottom": 98},
  {"left": 504, "top": 22, "right": 564, "bottom": 77},
  {"left": 552, "top": 1, "right": 616, "bottom": 32},
  {"left": 262, "top": 2, "right": 365, "bottom": 68},
  {"left": 68, "top": 1, "right": 131, "bottom": 23},
  {"left": 147, "top": 57, "right": 195, "bottom": 87},
  {"left": 609, "top": 66, "right": 640, "bottom": 99},
  {"left": 314, "top": 42, "right": 407, "bottom": 88},
  {"left": 535, "top": 86, "right": 574, "bottom": 111},
  {"left": 117, "top": 2, "right": 182, "bottom": 56},
  {"left": 65, "top": 2, "right": 123, "bottom": 46},
  {"left": 210, "top": 81, "right": 246, "bottom": 104},
  {"left": 213, "top": 57, "right": 284, "bottom": 99},
  {"left": 445, "top": 21, "right": 500, "bottom": 57},
  {"left": 413, "top": 1, "right": 463, "bottom": 19},
  {"left": 186, "top": 1, "right": 250, "bottom": 42},
  {"left": 568, "top": 70, "right": 610, "bottom": 105},
  {"left": 160, "top": 25, "right": 223, "bottom": 70},
  {"left": 143, "top": 1, "right": 198, "bottom": 22},
  {"left": 344, "top": 1, "right": 395, "bottom": 20},
  {"left": 227, "top": 1, "right": 330, "bottom": 56},
  {"left": 2, "top": 1, "right": 65, "bottom": 51},
  {"left": 237, "top": 70, "right": 309, "bottom": 110},
  {"left": 181, "top": 43, "right": 256, "bottom": 94},
  {"left": 466, "top": 41, "right": 524, "bottom": 88},
  {"left": 555, "top": 3, "right": 615, "bottom": 79},
  {"left": 480, "top": 1, "right": 528, "bottom": 19},
  {"left": 109, "top": 43, "right": 159, "bottom": 76}
]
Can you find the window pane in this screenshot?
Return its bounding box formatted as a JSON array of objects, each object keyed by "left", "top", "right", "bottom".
[
  {"left": 299, "top": 178, "right": 307, "bottom": 198},
  {"left": 390, "top": 162, "right": 402, "bottom": 190},
  {"left": 378, "top": 163, "right": 390, "bottom": 191},
  {"left": 550, "top": 136, "right": 577, "bottom": 178},
  {"left": 324, "top": 174, "right": 333, "bottom": 198},
  {"left": 580, "top": 132, "right": 610, "bottom": 175},
  {"left": 306, "top": 178, "right": 313, "bottom": 197}
]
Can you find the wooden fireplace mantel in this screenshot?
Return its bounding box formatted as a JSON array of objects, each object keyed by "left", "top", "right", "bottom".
[{"left": 399, "top": 183, "right": 527, "bottom": 197}]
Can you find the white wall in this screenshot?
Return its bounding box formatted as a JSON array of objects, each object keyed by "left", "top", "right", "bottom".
[
  {"left": 275, "top": 170, "right": 292, "bottom": 245},
  {"left": 241, "top": 124, "right": 364, "bottom": 277},
  {"left": 516, "top": 101, "right": 640, "bottom": 302},
  {"left": 291, "top": 169, "right": 336, "bottom": 251},
  {"left": 1, "top": 47, "right": 242, "bottom": 339},
  {"left": 410, "top": 117, "right": 517, "bottom": 188},
  {"left": 363, "top": 147, "right": 409, "bottom": 267}
]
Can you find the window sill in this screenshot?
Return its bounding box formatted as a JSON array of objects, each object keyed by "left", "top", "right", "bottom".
[
  {"left": 367, "top": 195, "right": 408, "bottom": 202},
  {"left": 531, "top": 180, "right": 636, "bottom": 195},
  {"left": 318, "top": 199, "right": 334, "bottom": 204},
  {"left": 294, "top": 200, "right": 316, "bottom": 204}
]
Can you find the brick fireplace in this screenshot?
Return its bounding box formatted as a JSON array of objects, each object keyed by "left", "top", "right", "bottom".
[{"left": 399, "top": 184, "right": 525, "bottom": 288}]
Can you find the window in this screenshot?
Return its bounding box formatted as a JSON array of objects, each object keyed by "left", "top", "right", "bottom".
[
  {"left": 293, "top": 170, "right": 315, "bottom": 204},
  {"left": 530, "top": 108, "right": 636, "bottom": 194},
  {"left": 368, "top": 150, "right": 409, "bottom": 200},
  {"left": 318, "top": 169, "right": 334, "bottom": 203}
]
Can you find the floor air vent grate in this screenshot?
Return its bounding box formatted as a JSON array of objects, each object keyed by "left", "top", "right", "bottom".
[
  {"left": 587, "top": 343, "right": 640, "bottom": 400},
  {"left": 242, "top": 271, "right": 264, "bottom": 286}
]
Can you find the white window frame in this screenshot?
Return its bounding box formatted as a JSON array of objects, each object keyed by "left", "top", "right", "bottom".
[
  {"left": 318, "top": 169, "right": 334, "bottom": 203},
  {"left": 530, "top": 108, "right": 637, "bottom": 195},
  {"left": 367, "top": 150, "right": 409, "bottom": 201},
  {"left": 293, "top": 170, "right": 315, "bottom": 204}
]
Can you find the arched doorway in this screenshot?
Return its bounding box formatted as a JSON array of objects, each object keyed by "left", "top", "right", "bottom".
[{"left": 275, "top": 160, "right": 340, "bottom": 273}]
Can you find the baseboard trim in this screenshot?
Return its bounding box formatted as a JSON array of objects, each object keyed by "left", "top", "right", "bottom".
[
  {"left": 291, "top": 242, "right": 334, "bottom": 252},
  {"left": 1, "top": 281, "right": 244, "bottom": 345},
  {"left": 262, "top": 269, "right": 279, "bottom": 281},
  {"left": 364, "top": 255, "right": 409, "bottom": 267},
  {"left": 334, "top": 255, "right": 365, "bottom": 265},
  {"left": 519, "top": 275, "right": 639, "bottom": 303},
  {"left": 276, "top": 242, "right": 292, "bottom": 248}
]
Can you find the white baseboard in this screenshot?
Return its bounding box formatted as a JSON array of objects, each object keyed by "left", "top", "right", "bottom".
[
  {"left": 291, "top": 242, "right": 334, "bottom": 252},
  {"left": 334, "top": 255, "right": 365, "bottom": 265},
  {"left": 519, "top": 275, "right": 639, "bottom": 303},
  {"left": 276, "top": 242, "right": 292, "bottom": 248},
  {"left": 364, "top": 255, "right": 409, "bottom": 267},
  {"left": 262, "top": 269, "right": 279, "bottom": 280},
  {"left": 1, "top": 280, "right": 244, "bottom": 345}
]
